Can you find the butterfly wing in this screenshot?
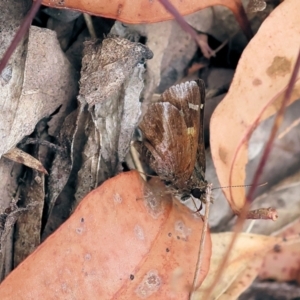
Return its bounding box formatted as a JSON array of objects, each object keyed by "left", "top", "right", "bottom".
[
  {"left": 195, "top": 80, "right": 206, "bottom": 179},
  {"left": 137, "top": 80, "right": 204, "bottom": 190},
  {"left": 160, "top": 81, "right": 202, "bottom": 182},
  {"left": 138, "top": 101, "right": 192, "bottom": 184}
]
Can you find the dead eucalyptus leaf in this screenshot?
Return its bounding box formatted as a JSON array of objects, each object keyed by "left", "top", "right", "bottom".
[
  {"left": 3, "top": 148, "right": 47, "bottom": 174},
  {"left": 73, "top": 107, "right": 100, "bottom": 205},
  {"left": 210, "top": 0, "right": 300, "bottom": 213},
  {"left": 259, "top": 218, "right": 300, "bottom": 283},
  {"left": 40, "top": 0, "right": 251, "bottom": 41},
  {"left": 194, "top": 232, "right": 279, "bottom": 300},
  {"left": 0, "top": 171, "right": 211, "bottom": 299},
  {"left": 0, "top": 200, "right": 36, "bottom": 280},
  {"left": 0, "top": 158, "right": 23, "bottom": 281},
  {"left": 13, "top": 172, "right": 44, "bottom": 267},
  {"left": 0, "top": 25, "right": 77, "bottom": 158},
  {"left": 44, "top": 109, "right": 78, "bottom": 222},
  {"left": 247, "top": 0, "right": 267, "bottom": 13},
  {"left": 241, "top": 281, "right": 300, "bottom": 300},
  {"left": 44, "top": 7, "right": 82, "bottom": 22},
  {"left": 111, "top": 8, "right": 213, "bottom": 102},
  {"left": 77, "top": 36, "right": 153, "bottom": 180},
  {"left": 0, "top": 0, "right": 32, "bottom": 280}
]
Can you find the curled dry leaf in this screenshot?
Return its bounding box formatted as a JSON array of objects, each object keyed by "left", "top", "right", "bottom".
[
  {"left": 13, "top": 172, "right": 44, "bottom": 267},
  {"left": 111, "top": 6, "right": 213, "bottom": 103},
  {"left": 0, "top": 26, "right": 77, "bottom": 158},
  {"left": 0, "top": 200, "right": 36, "bottom": 280},
  {"left": 193, "top": 232, "right": 279, "bottom": 300},
  {"left": 78, "top": 36, "right": 153, "bottom": 180},
  {"left": 45, "top": 110, "right": 78, "bottom": 220},
  {"left": 0, "top": 171, "right": 211, "bottom": 299},
  {"left": 3, "top": 148, "right": 47, "bottom": 174},
  {"left": 73, "top": 107, "right": 101, "bottom": 204},
  {"left": 111, "top": 20, "right": 197, "bottom": 103},
  {"left": 210, "top": 0, "right": 300, "bottom": 213}
]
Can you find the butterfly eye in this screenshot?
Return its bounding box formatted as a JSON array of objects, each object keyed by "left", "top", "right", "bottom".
[{"left": 191, "top": 188, "right": 202, "bottom": 199}]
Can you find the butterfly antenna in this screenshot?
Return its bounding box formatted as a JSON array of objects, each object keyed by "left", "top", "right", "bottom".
[{"left": 212, "top": 182, "right": 268, "bottom": 190}]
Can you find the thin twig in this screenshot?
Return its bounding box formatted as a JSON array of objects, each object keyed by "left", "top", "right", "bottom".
[
  {"left": 20, "top": 138, "right": 65, "bottom": 152},
  {"left": 158, "top": 0, "right": 215, "bottom": 58},
  {"left": 130, "top": 143, "right": 146, "bottom": 181},
  {"left": 190, "top": 183, "right": 212, "bottom": 299},
  {"left": 245, "top": 219, "right": 256, "bottom": 233},
  {"left": 277, "top": 117, "right": 300, "bottom": 139},
  {"left": 83, "top": 13, "right": 97, "bottom": 39}
]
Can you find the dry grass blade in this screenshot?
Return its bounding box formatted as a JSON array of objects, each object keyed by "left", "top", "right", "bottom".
[{"left": 190, "top": 183, "right": 212, "bottom": 299}]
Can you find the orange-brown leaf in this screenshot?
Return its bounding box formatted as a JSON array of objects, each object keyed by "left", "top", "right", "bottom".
[
  {"left": 0, "top": 171, "right": 211, "bottom": 299},
  {"left": 210, "top": 0, "right": 300, "bottom": 213},
  {"left": 40, "top": 0, "right": 250, "bottom": 38},
  {"left": 259, "top": 218, "right": 300, "bottom": 283},
  {"left": 195, "top": 233, "right": 279, "bottom": 300}
]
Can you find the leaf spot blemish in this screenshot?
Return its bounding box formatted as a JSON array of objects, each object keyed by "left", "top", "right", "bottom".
[
  {"left": 252, "top": 78, "right": 262, "bottom": 86},
  {"left": 117, "top": 4, "right": 123, "bottom": 15},
  {"left": 174, "top": 220, "right": 191, "bottom": 240},
  {"left": 273, "top": 244, "right": 281, "bottom": 252},
  {"left": 85, "top": 253, "right": 91, "bottom": 260},
  {"left": 134, "top": 225, "right": 145, "bottom": 240},
  {"left": 114, "top": 193, "right": 122, "bottom": 203},
  {"left": 61, "top": 282, "right": 68, "bottom": 292},
  {"left": 76, "top": 228, "right": 83, "bottom": 234},
  {"left": 135, "top": 270, "right": 161, "bottom": 298},
  {"left": 266, "top": 56, "right": 291, "bottom": 78},
  {"left": 218, "top": 145, "right": 228, "bottom": 165}
]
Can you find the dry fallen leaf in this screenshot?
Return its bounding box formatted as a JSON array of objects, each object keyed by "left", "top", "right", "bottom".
[
  {"left": 3, "top": 148, "right": 47, "bottom": 174},
  {"left": 0, "top": 171, "right": 211, "bottom": 299},
  {"left": 111, "top": 7, "right": 214, "bottom": 102},
  {"left": 0, "top": 201, "right": 37, "bottom": 280},
  {"left": 193, "top": 232, "right": 279, "bottom": 300},
  {"left": 40, "top": 0, "right": 250, "bottom": 38},
  {"left": 77, "top": 36, "right": 153, "bottom": 192},
  {"left": 0, "top": 26, "right": 77, "bottom": 158},
  {"left": 13, "top": 171, "right": 44, "bottom": 267},
  {"left": 43, "top": 109, "right": 78, "bottom": 226},
  {"left": 259, "top": 217, "right": 300, "bottom": 283},
  {"left": 210, "top": 0, "right": 300, "bottom": 213}
]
